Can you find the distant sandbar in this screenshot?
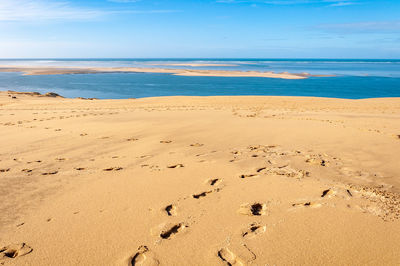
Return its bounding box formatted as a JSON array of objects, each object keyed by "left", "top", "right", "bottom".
[{"left": 0, "top": 65, "right": 332, "bottom": 79}]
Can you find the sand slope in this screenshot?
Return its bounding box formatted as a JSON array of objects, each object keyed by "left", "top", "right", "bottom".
[{"left": 0, "top": 91, "right": 400, "bottom": 265}]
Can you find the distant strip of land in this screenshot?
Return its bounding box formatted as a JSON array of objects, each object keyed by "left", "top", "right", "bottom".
[
  {"left": 146, "top": 63, "right": 238, "bottom": 67},
  {"left": 0, "top": 65, "right": 333, "bottom": 79}
]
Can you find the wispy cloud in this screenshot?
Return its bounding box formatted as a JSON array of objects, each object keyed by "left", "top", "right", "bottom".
[
  {"left": 0, "top": 0, "right": 178, "bottom": 22},
  {"left": 0, "top": 0, "right": 104, "bottom": 21},
  {"left": 108, "top": 0, "right": 141, "bottom": 3},
  {"left": 316, "top": 20, "right": 400, "bottom": 33},
  {"left": 216, "top": 0, "right": 357, "bottom": 6}
]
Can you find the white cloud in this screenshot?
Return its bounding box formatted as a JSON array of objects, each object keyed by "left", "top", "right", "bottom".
[
  {"left": 0, "top": 0, "right": 104, "bottom": 21},
  {"left": 216, "top": 0, "right": 357, "bottom": 5},
  {"left": 0, "top": 0, "right": 179, "bottom": 22},
  {"left": 108, "top": 0, "right": 141, "bottom": 3},
  {"left": 316, "top": 20, "right": 400, "bottom": 33}
]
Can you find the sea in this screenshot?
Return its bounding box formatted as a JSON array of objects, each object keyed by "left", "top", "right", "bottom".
[{"left": 0, "top": 59, "right": 399, "bottom": 99}]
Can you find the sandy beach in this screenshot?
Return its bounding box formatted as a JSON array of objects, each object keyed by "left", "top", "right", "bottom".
[
  {"left": 0, "top": 66, "right": 313, "bottom": 79},
  {"left": 1, "top": 91, "right": 400, "bottom": 265}
]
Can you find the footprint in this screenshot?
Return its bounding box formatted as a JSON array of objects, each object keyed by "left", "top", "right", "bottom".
[
  {"left": 239, "top": 174, "right": 258, "bottom": 179},
  {"left": 242, "top": 223, "right": 266, "bottom": 238},
  {"left": 127, "top": 138, "right": 139, "bottom": 142},
  {"left": 74, "top": 167, "right": 85, "bottom": 171},
  {"left": 207, "top": 178, "right": 221, "bottom": 186},
  {"left": 138, "top": 155, "right": 153, "bottom": 159},
  {"left": 160, "top": 140, "right": 172, "bottom": 144},
  {"left": 238, "top": 203, "right": 267, "bottom": 216},
  {"left": 217, "top": 247, "right": 244, "bottom": 266},
  {"left": 190, "top": 143, "right": 204, "bottom": 147},
  {"left": 192, "top": 191, "right": 212, "bottom": 199},
  {"left": 256, "top": 167, "right": 266, "bottom": 173},
  {"left": 267, "top": 166, "right": 309, "bottom": 179},
  {"left": 21, "top": 169, "right": 33, "bottom": 173},
  {"left": 130, "top": 246, "right": 159, "bottom": 266},
  {"left": 321, "top": 189, "right": 333, "bottom": 198},
  {"left": 165, "top": 204, "right": 177, "bottom": 216},
  {"left": 41, "top": 171, "right": 58, "bottom": 175},
  {"left": 305, "top": 156, "right": 328, "bottom": 167},
  {"left": 103, "top": 167, "right": 123, "bottom": 171},
  {"left": 0, "top": 243, "right": 33, "bottom": 261},
  {"left": 160, "top": 223, "right": 186, "bottom": 239},
  {"left": 80, "top": 133, "right": 88, "bottom": 136},
  {"left": 292, "top": 202, "right": 322, "bottom": 208},
  {"left": 0, "top": 168, "right": 10, "bottom": 173},
  {"left": 167, "top": 164, "right": 184, "bottom": 169}
]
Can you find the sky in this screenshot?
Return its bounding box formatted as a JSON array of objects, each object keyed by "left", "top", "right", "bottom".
[{"left": 0, "top": 0, "right": 399, "bottom": 58}]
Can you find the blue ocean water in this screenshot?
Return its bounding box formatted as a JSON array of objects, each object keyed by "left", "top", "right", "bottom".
[{"left": 0, "top": 59, "right": 399, "bottom": 99}]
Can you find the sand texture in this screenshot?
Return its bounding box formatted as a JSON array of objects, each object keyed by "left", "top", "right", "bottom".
[
  {"left": 1, "top": 91, "right": 400, "bottom": 265},
  {"left": 0, "top": 65, "right": 317, "bottom": 79}
]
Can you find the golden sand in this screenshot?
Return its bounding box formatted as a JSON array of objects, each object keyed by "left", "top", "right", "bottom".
[{"left": 1, "top": 91, "right": 400, "bottom": 265}]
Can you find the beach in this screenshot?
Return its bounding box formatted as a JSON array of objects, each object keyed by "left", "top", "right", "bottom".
[{"left": 1, "top": 90, "right": 400, "bottom": 265}]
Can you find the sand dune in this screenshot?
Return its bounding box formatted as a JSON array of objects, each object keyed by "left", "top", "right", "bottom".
[
  {"left": 0, "top": 65, "right": 315, "bottom": 79},
  {"left": 1, "top": 91, "right": 400, "bottom": 265}
]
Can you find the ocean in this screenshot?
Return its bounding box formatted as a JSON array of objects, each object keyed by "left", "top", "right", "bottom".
[{"left": 0, "top": 59, "right": 399, "bottom": 99}]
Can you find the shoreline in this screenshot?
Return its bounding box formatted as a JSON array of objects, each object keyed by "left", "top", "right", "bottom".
[
  {"left": 0, "top": 65, "right": 334, "bottom": 79},
  {"left": 3, "top": 90, "right": 400, "bottom": 101}
]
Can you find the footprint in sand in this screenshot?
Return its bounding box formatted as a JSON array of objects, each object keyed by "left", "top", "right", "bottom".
[
  {"left": 256, "top": 167, "right": 267, "bottom": 173},
  {"left": 27, "top": 160, "right": 42, "bottom": 164},
  {"left": 218, "top": 247, "right": 245, "bottom": 266},
  {"left": 80, "top": 133, "right": 88, "bottom": 137},
  {"left": 292, "top": 202, "right": 322, "bottom": 208},
  {"left": 21, "top": 169, "right": 33, "bottom": 173},
  {"left": 41, "top": 170, "right": 58, "bottom": 175},
  {"left": 159, "top": 223, "right": 186, "bottom": 240},
  {"left": 239, "top": 174, "right": 259, "bottom": 179},
  {"left": 160, "top": 140, "right": 172, "bottom": 144},
  {"left": 321, "top": 189, "right": 334, "bottom": 198},
  {"left": 0, "top": 243, "right": 33, "bottom": 261},
  {"left": 130, "top": 246, "right": 159, "bottom": 266},
  {"left": 167, "top": 164, "right": 184, "bottom": 169},
  {"left": 242, "top": 223, "right": 266, "bottom": 239},
  {"left": 127, "top": 138, "right": 139, "bottom": 142},
  {"left": 306, "top": 157, "right": 328, "bottom": 167},
  {"left": 165, "top": 204, "right": 177, "bottom": 216},
  {"left": 192, "top": 188, "right": 221, "bottom": 199},
  {"left": 103, "top": 167, "right": 123, "bottom": 171},
  {"left": 74, "top": 167, "right": 86, "bottom": 171},
  {"left": 0, "top": 168, "right": 10, "bottom": 173},
  {"left": 238, "top": 203, "right": 267, "bottom": 216},
  {"left": 192, "top": 191, "right": 212, "bottom": 199},
  {"left": 190, "top": 143, "right": 204, "bottom": 147},
  {"left": 207, "top": 178, "right": 221, "bottom": 186}
]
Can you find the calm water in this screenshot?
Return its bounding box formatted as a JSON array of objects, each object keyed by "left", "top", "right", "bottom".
[{"left": 0, "top": 59, "right": 400, "bottom": 99}]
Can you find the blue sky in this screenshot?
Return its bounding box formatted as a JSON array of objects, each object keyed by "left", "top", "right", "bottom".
[{"left": 0, "top": 0, "right": 399, "bottom": 58}]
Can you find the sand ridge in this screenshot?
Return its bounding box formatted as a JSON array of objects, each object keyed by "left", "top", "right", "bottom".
[
  {"left": 0, "top": 65, "right": 322, "bottom": 79},
  {"left": 0, "top": 91, "right": 400, "bottom": 265}
]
